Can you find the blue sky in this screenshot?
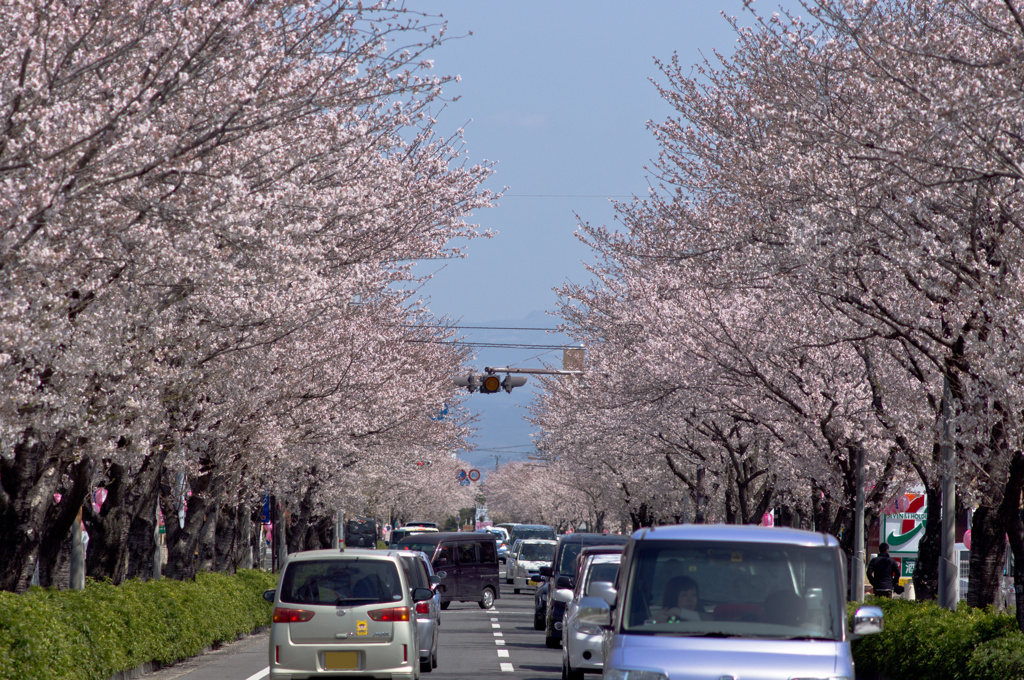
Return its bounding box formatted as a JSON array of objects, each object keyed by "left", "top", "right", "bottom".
[{"left": 409, "top": 1, "right": 751, "bottom": 470}]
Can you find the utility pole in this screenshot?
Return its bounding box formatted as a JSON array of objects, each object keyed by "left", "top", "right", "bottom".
[
  {"left": 852, "top": 444, "right": 866, "bottom": 602},
  {"left": 938, "top": 375, "right": 958, "bottom": 610}
]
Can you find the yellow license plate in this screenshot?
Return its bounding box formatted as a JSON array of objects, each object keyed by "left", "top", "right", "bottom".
[{"left": 325, "top": 651, "right": 358, "bottom": 670}]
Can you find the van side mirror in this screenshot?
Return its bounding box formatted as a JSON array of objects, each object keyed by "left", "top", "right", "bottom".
[
  {"left": 556, "top": 575, "right": 573, "bottom": 589},
  {"left": 412, "top": 587, "right": 434, "bottom": 602},
  {"left": 576, "top": 596, "right": 612, "bottom": 628},
  {"left": 262, "top": 589, "right": 276, "bottom": 603},
  {"left": 553, "top": 588, "right": 574, "bottom": 604},
  {"left": 851, "top": 605, "right": 884, "bottom": 636},
  {"left": 588, "top": 580, "right": 617, "bottom": 607},
  {"left": 539, "top": 565, "right": 553, "bottom": 578}
]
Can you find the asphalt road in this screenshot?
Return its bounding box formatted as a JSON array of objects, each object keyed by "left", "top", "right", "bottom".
[{"left": 137, "top": 568, "right": 562, "bottom": 680}]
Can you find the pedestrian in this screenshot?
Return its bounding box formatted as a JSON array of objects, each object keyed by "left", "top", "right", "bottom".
[{"left": 866, "top": 542, "right": 901, "bottom": 598}]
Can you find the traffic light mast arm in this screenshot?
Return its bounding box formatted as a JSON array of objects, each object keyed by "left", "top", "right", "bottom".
[{"left": 484, "top": 366, "right": 583, "bottom": 376}]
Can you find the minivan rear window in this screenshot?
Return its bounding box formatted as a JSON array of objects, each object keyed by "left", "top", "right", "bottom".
[
  {"left": 510, "top": 525, "right": 556, "bottom": 542},
  {"left": 520, "top": 542, "right": 556, "bottom": 561},
  {"left": 399, "top": 539, "right": 439, "bottom": 556},
  {"left": 281, "top": 559, "right": 403, "bottom": 606}
]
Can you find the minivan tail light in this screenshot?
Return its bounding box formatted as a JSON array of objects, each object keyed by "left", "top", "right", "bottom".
[
  {"left": 415, "top": 601, "right": 431, "bottom": 615},
  {"left": 273, "top": 607, "right": 315, "bottom": 623},
  {"left": 368, "top": 606, "right": 411, "bottom": 622}
]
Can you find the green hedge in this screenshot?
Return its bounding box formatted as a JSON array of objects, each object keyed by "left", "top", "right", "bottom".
[
  {"left": 850, "top": 598, "right": 1024, "bottom": 680},
  {"left": 0, "top": 570, "right": 277, "bottom": 680}
]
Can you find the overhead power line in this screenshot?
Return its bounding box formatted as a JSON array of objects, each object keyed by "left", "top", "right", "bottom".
[
  {"left": 403, "top": 324, "right": 560, "bottom": 332},
  {"left": 407, "top": 339, "right": 568, "bottom": 350}
]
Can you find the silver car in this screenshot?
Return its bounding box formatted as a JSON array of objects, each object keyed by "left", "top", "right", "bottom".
[
  {"left": 511, "top": 538, "right": 557, "bottom": 594},
  {"left": 579, "top": 524, "right": 885, "bottom": 680},
  {"left": 265, "top": 548, "right": 434, "bottom": 680},
  {"left": 554, "top": 550, "right": 622, "bottom": 680},
  {"left": 395, "top": 550, "right": 441, "bottom": 673},
  {"left": 505, "top": 539, "right": 523, "bottom": 585}
]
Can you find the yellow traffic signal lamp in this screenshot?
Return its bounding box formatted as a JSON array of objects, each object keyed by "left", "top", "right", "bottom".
[{"left": 480, "top": 375, "right": 502, "bottom": 393}]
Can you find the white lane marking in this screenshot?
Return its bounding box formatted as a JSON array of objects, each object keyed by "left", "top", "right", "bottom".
[
  {"left": 490, "top": 617, "right": 499, "bottom": 621},
  {"left": 498, "top": 649, "right": 510, "bottom": 657},
  {"left": 493, "top": 631, "right": 503, "bottom": 636},
  {"left": 495, "top": 639, "right": 506, "bottom": 645},
  {"left": 500, "top": 662, "right": 515, "bottom": 672},
  {"left": 492, "top": 623, "right": 501, "bottom": 628},
  {"left": 243, "top": 669, "right": 269, "bottom": 680}
]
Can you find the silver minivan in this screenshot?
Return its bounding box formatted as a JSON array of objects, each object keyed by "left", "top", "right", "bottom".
[
  {"left": 265, "top": 548, "right": 434, "bottom": 679},
  {"left": 578, "top": 524, "right": 884, "bottom": 680}
]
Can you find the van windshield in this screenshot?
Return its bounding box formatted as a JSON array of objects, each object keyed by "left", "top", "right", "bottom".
[{"left": 622, "top": 540, "right": 844, "bottom": 641}]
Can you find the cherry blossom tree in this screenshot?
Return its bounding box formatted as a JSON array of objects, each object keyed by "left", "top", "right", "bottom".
[
  {"left": 0, "top": 0, "right": 493, "bottom": 590},
  {"left": 532, "top": 0, "right": 1024, "bottom": 618}
]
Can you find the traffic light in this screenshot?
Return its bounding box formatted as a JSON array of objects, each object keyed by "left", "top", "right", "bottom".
[
  {"left": 454, "top": 373, "right": 483, "bottom": 392},
  {"left": 479, "top": 374, "right": 502, "bottom": 394},
  {"left": 502, "top": 375, "right": 527, "bottom": 393},
  {"left": 454, "top": 371, "right": 528, "bottom": 394}
]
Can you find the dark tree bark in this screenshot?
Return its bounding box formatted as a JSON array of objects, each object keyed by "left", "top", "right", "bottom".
[
  {"left": 84, "top": 449, "right": 167, "bottom": 584},
  {"left": 0, "top": 431, "right": 71, "bottom": 592},
  {"left": 913, "top": 484, "right": 942, "bottom": 601},
  {"left": 999, "top": 451, "right": 1024, "bottom": 631},
  {"left": 162, "top": 462, "right": 214, "bottom": 580},
  {"left": 36, "top": 455, "right": 94, "bottom": 587},
  {"left": 966, "top": 505, "right": 1007, "bottom": 608},
  {"left": 629, "top": 502, "right": 655, "bottom": 531}
]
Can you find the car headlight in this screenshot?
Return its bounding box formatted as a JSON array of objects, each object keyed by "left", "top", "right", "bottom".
[
  {"left": 571, "top": 617, "right": 603, "bottom": 635},
  {"left": 604, "top": 670, "right": 669, "bottom": 680}
]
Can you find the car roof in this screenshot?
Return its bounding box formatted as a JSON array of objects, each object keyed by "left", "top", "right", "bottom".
[
  {"left": 557, "top": 532, "right": 629, "bottom": 545},
  {"left": 520, "top": 538, "right": 557, "bottom": 544},
  {"left": 630, "top": 524, "right": 839, "bottom": 547},
  {"left": 397, "top": 531, "right": 496, "bottom": 545},
  {"left": 579, "top": 544, "right": 625, "bottom": 556},
  {"left": 283, "top": 548, "right": 402, "bottom": 562}
]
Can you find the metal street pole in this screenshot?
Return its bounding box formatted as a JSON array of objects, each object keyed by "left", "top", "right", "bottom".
[
  {"left": 852, "top": 444, "right": 866, "bottom": 602},
  {"left": 939, "top": 376, "right": 958, "bottom": 610}
]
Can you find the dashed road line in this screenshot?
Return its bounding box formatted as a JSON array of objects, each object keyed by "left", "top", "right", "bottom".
[{"left": 500, "top": 662, "right": 515, "bottom": 672}]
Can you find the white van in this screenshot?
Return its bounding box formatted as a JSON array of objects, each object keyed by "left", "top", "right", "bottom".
[{"left": 578, "top": 524, "right": 883, "bottom": 680}]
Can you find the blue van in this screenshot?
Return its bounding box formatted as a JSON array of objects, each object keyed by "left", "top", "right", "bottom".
[{"left": 578, "top": 524, "right": 884, "bottom": 680}]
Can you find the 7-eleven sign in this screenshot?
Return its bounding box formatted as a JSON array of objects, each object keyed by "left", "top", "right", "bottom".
[{"left": 882, "top": 492, "right": 927, "bottom": 554}]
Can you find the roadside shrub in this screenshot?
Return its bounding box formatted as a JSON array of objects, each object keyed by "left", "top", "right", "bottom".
[
  {"left": 850, "top": 598, "right": 1023, "bottom": 680},
  {"left": 0, "top": 570, "right": 276, "bottom": 680}
]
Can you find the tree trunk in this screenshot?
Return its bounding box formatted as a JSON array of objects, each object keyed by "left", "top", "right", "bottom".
[
  {"left": 85, "top": 450, "right": 167, "bottom": 584},
  {"left": 0, "top": 432, "right": 69, "bottom": 592},
  {"left": 999, "top": 451, "right": 1024, "bottom": 631},
  {"left": 214, "top": 503, "right": 238, "bottom": 572},
  {"left": 967, "top": 505, "right": 1006, "bottom": 608},
  {"left": 913, "top": 484, "right": 942, "bottom": 601},
  {"left": 162, "top": 464, "right": 213, "bottom": 580},
  {"left": 37, "top": 456, "right": 94, "bottom": 587}
]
